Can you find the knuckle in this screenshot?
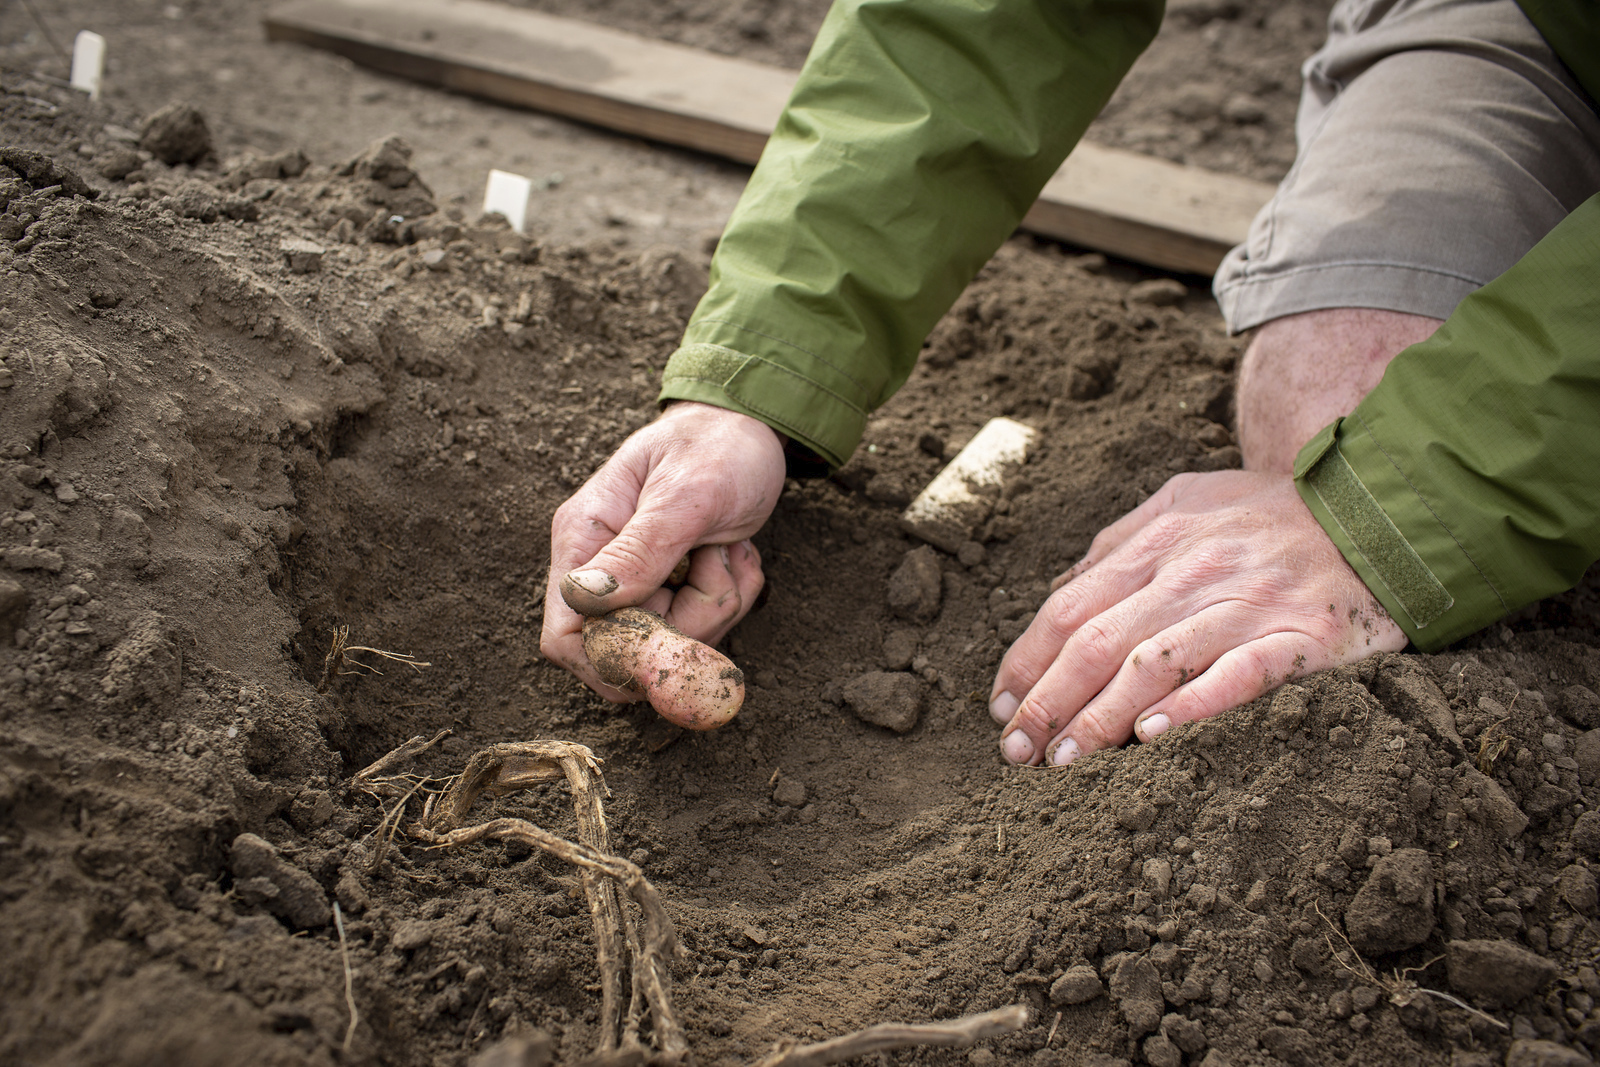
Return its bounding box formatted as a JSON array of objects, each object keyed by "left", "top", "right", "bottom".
[
  {"left": 1070, "top": 616, "right": 1125, "bottom": 674},
  {"left": 1072, "top": 707, "right": 1123, "bottom": 752},
  {"left": 1037, "top": 588, "right": 1091, "bottom": 644},
  {"left": 1160, "top": 471, "right": 1200, "bottom": 497},
  {"left": 711, "top": 587, "right": 743, "bottom": 625},
  {"left": 1128, "top": 638, "right": 1177, "bottom": 684},
  {"left": 1205, "top": 649, "right": 1272, "bottom": 704},
  {"left": 601, "top": 532, "right": 657, "bottom": 577},
  {"left": 1013, "top": 697, "right": 1068, "bottom": 741}
]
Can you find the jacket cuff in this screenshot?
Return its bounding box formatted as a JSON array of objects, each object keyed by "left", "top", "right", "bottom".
[
  {"left": 1294, "top": 417, "right": 1503, "bottom": 652},
  {"left": 658, "top": 339, "right": 868, "bottom": 470}
]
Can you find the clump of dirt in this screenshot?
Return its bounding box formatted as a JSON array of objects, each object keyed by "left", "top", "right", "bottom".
[{"left": 6, "top": 30, "right": 1600, "bottom": 1067}]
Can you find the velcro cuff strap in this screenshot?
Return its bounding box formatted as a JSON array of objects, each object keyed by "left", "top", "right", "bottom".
[
  {"left": 1303, "top": 440, "right": 1454, "bottom": 631},
  {"left": 665, "top": 344, "right": 752, "bottom": 389}
]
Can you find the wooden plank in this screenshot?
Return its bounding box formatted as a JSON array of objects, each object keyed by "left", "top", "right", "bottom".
[
  {"left": 1024, "top": 146, "right": 1272, "bottom": 274},
  {"left": 264, "top": 0, "right": 789, "bottom": 163},
  {"left": 264, "top": 0, "right": 1275, "bottom": 274}
]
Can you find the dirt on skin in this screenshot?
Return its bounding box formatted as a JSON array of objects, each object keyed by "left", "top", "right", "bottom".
[{"left": 6, "top": 3, "right": 1600, "bottom": 1067}]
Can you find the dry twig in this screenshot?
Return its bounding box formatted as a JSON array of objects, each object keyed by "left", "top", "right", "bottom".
[{"left": 351, "top": 729, "right": 452, "bottom": 790}]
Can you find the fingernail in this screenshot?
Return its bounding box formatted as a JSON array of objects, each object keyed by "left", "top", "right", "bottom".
[
  {"left": 720, "top": 545, "right": 731, "bottom": 570},
  {"left": 990, "top": 691, "right": 1020, "bottom": 725},
  {"left": 1140, "top": 713, "right": 1171, "bottom": 741},
  {"left": 567, "top": 569, "right": 618, "bottom": 597},
  {"left": 1050, "top": 738, "right": 1081, "bottom": 767},
  {"left": 1001, "top": 729, "right": 1034, "bottom": 764}
]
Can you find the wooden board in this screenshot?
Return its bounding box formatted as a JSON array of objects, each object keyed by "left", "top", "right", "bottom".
[{"left": 264, "top": 0, "right": 1275, "bottom": 274}]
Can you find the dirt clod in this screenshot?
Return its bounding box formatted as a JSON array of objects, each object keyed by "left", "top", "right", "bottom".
[
  {"left": 230, "top": 832, "right": 332, "bottom": 929},
  {"left": 139, "top": 102, "right": 213, "bottom": 165},
  {"left": 1344, "top": 847, "right": 1436, "bottom": 955},
  {"left": 1051, "top": 963, "right": 1105, "bottom": 1005},
  {"left": 1446, "top": 938, "right": 1560, "bottom": 1007},
  {"left": 887, "top": 544, "right": 943, "bottom": 621},
  {"left": 1504, "top": 1039, "right": 1595, "bottom": 1067},
  {"left": 842, "top": 671, "right": 925, "bottom": 733},
  {"left": 1108, "top": 953, "right": 1164, "bottom": 1036},
  {"left": 0, "top": 578, "right": 26, "bottom": 641}
]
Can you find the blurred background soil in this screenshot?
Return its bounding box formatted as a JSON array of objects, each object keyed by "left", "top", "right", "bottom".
[{"left": 4, "top": 2, "right": 1600, "bottom": 1066}]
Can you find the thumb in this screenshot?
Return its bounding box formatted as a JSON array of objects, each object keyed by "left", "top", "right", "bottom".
[{"left": 559, "top": 523, "right": 696, "bottom": 618}]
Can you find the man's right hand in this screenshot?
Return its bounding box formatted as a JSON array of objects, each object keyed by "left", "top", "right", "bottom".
[{"left": 541, "top": 401, "right": 787, "bottom": 702}]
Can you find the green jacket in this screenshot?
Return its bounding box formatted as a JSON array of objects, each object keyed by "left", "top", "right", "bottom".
[{"left": 658, "top": 0, "right": 1600, "bottom": 652}]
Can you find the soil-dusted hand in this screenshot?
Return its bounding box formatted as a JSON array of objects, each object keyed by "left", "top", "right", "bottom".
[
  {"left": 989, "top": 470, "right": 1407, "bottom": 766},
  {"left": 542, "top": 401, "right": 785, "bottom": 703},
  {"left": 576, "top": 606, "right": 745, "bottom": 729}
]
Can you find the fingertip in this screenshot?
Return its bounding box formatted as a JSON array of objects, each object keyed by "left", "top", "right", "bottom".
[
  {"left": 989, "top": 690, "right": 1020, "bottom": 725},
  {"left": 1136, "top": 712, "right": 1171, "bottom": 742},
  {"left": 1001, "top": 728, "right": 1035, "bottom": 765},
  {"left": 560, "top": 568, "right": 620, "bottom": 616},
  {"left": 1048, "top": 737, "right": 1081, "bottom": 766}
]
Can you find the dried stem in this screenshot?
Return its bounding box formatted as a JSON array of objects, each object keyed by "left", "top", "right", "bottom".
[
  {"left": 333, "top": 901, "right": 359, "bottom": 1053},
  {"left": 365, "top": 776, "right": 429, "bottom": 870},
  {"left": 18, "top": 0, "right": 70, "bottom": 66},
  {"left": 751, "top": 1005, "right": 1029, "bottom": 1067}
]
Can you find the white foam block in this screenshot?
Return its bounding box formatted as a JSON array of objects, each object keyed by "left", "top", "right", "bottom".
[
  {"left": 70, "top": 31, "right": 107, "bottom": 100},
  {"left": 482, "top": 169, "right": 533, "bottom": 233},
  {"left": 900, "top": 417, "right": 1037, "bottom": 553}
]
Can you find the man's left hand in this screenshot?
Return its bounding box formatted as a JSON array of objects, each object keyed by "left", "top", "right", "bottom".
[{"left": 989, "top": 470, "right": 1407, "bottom": 765}]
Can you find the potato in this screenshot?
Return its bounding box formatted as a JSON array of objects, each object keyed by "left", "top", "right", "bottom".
[{"left": 580, "top": 607, "right": 744, "bottom": 730}]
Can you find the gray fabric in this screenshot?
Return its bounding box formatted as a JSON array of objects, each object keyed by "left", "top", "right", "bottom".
[{"left": 1214, "top": 0, "right": 1600, "bottom": 333}]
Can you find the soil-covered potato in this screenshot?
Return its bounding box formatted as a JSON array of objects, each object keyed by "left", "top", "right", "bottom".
[{"left": 581, "top": 607, "right": 744, "bottom": 729}]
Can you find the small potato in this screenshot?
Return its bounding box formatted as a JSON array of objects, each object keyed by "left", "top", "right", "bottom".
[{"left": 581, "top": 607, "right": 744, "bottom": 730}]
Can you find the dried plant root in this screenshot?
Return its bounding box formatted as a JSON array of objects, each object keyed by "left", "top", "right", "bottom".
[
  {"left": 751, "top": 1005, "right": 1030, "bottom": 1067},
  {"left": 359, "top": 738, "right": 684, "bottom": 1060},
  {"left": 413, "top": 816, "right": 684, "bottom": 1056},
  {"left": 1315, "top": 901, "right": 1507, "bottom": 1032},
  {"left": 319, "top": 624, "right": 432, "bottom": 691},
  {"left": 351, "top": 729, "right": 451, "bottom": 791},
  {"left": 355, "top": 735, "right": 1024, "bottom": 1066}
]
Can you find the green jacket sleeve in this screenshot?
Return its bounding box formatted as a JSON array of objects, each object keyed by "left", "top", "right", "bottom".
[
  {"left": 1294, "top": 192, "right": 1600, "bottom": 652},
  {"left": 658, "top": 0, "right": 1164, "bottom": 468}
]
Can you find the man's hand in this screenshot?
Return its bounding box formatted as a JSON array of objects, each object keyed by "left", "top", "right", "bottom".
[
  {"left": 989, "top": 470, "right": 1407, "bottom": 765},
  {"left": 541, "top": 402, "right": 786, "bottom": 701}
]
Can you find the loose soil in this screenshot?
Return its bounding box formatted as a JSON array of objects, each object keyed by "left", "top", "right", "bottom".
[{"left": 5, "top": 3, "right": 1600, "bottom": 1067}]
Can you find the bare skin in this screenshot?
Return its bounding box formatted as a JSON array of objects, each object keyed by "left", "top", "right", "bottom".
[
  {"left": 1236, "top": 308, "right": 1443, "bottom": 473},
  {"left": 540, "top": 401, "right": 784, "bottom": 704},
  {"left": 990, "top": 307, "right": 1443, "bottom": 765},
  {"left": 545, "top": 309, "right": 1444, "bottom": 762}
]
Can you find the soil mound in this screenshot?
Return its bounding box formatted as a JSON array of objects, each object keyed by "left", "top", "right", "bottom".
[{"left": 5, "top": 52, "right": 1600, "bottom": 1067}]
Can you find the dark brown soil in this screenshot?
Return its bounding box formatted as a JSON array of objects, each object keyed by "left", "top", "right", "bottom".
[{"left": 5, "top": 4, "right": 1600, "bottom": 1067}]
